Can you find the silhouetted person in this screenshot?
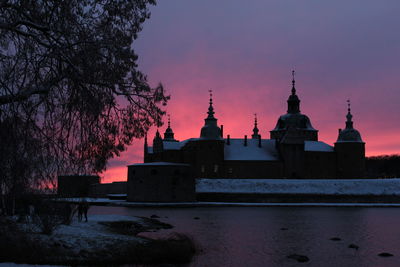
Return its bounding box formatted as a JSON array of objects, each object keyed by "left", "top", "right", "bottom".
[{"left": 78, "top": 198, "right": 89, "bottom": 222}]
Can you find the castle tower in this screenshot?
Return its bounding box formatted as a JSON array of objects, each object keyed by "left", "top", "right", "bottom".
[
  {"left": 152, "top": 129, "right": 164, "bottom": 153},
  {"left": 163, "top": 115, "right": 177, "bottom": 142},
  {"left": 270, "top": 71, "right": 318, "bottom": 142},
  {"left": 200, "top": 90, "right": 222, "bottom": 139},
  {"left": 335, "top": 100, "right": 365, "bottom": 178},
  {"left": 194, "top": 91, "right": 224, "bottom": 178},
  {"left": 252, "top": 113, "right": 261, "bottom": 139}
]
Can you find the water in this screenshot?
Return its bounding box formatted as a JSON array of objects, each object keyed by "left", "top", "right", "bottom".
[{"left": 90, "top": 206, "right": 400, "bottom": 267}]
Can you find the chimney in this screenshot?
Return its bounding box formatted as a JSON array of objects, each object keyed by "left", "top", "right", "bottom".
[
  {"left": 338, "top": 128, "right": 342, "bottom": 134},
  {"left": 227, "top": 134, "right": 230, "bottom": 145},
  {"left": 258, "top": 134, "right": 262, "bottom": 148},
  {"left": 220, "top": 125, "right": 224, "bottom": 138},
  {"left": 244, "top": 135, "right": 247, "bottom": 146}
]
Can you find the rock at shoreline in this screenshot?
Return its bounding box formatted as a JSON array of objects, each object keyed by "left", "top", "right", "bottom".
[
  {"left": 193, "top": 217, "right": 200, "bottom": 220},
  {"left": 378, "top": 252, "right": 393, "bottom": 257},
  {"left": 150, "top": 214, "right": 160, "bottom": 219},
  {"left": 287, "top": 254, "right": 309, "bottom": 263},
  {"left": 348, "top": 244, "right": 359, "bottom": 250},
  {"left": 280, "top": 227, "right": 288, "bottom": 231},
  {"left": 330, "top": 237, "right": 341, "bottom": 241}
]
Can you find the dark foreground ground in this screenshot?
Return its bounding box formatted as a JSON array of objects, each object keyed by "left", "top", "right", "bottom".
[{"left": 0, "top": 215, "right": 196, "bottom": 266}]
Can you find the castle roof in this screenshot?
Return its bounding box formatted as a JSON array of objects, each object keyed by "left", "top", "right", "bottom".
[
  {"left": 271, "top": 71, "right": 317, "bottom": 133},
  {"left": 224, "top": 139, "right": 278, "bottom": 161},
  {"left": 200, "top": 90, "right": 222, "bottom": 140},
  {"left": 304, "top": 141, "right": 334, "bottom": 152},
  {"left": 336, "top": 100, "right": 363, "bottom": 143}
]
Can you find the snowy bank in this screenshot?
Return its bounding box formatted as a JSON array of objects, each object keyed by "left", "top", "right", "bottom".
[
  {"left": 196, "top": 178, "right": 400, "bottom": 195},
  {"left": 0, "top": 214, "right": 195, "bottom": 265}
]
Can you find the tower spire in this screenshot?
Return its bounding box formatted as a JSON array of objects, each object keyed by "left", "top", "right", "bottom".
[
  {"left": 287, "top": 70, "right": 300, "bottom": 114},
  {"left": 252, "top": 113, "right": 260, "bottom": 139},
  {"left": 200, "top": 90, "right": 221, "bottom": 139},
  {"left": 207, "top": 89, "right": 215, "bottom": 118},
  {"left": 163, "top": 114, "right": 177, "bottom": 141},
  {"left": 345, "top": 99, "right": 354, "bottom": 129},
  {"left": 292, "top": 70, "right": 296, "bottom": 95}
]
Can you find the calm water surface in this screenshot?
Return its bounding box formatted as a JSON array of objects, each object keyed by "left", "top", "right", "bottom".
[{"left": 90, "top": 206, "right": 400, "bottom": 267}]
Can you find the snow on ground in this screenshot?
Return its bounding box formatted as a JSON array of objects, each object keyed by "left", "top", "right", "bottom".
[
  {"left": 35, "top": 214, "right": 146, "bottom": 256},
  {"left": 196, "top": 178, "right": 400, "bottom": 195}
]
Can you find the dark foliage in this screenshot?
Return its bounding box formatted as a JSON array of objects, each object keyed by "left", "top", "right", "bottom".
[
  {"left": 0, "top": 0, "right": 168, "bottom": 205},
  {"left": 366, "top": 154, "right": 400, "bottom": 178}
]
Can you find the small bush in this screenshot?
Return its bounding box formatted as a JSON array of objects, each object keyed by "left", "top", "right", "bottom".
[{"left": 33, "top": 201, "right": 73, "bottom": 235}]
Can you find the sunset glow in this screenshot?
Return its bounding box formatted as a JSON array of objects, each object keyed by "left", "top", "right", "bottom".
[{"left": 102, "top": 0, "right": 400, "bottom": 183}]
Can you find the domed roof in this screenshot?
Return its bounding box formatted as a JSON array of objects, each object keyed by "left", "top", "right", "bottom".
[
  {"left": 163, "top": 115, "right": 177, "bottom": 141},
  {"left": 273, "top": 113, "right": 316, "bottom": 131},
  {"left": 272, "top": 71, "right": 317, "bottom": 132},
  {"left": 200, "top": 123, "right": 221, "bottom": 139},
  {"left": 200, "top": 90, "right": 222, "bottom": 140},
  {"left": 336, "top": 100, "right": 363, "bottom": 143},
  {"left": 337, "top": 128, "right": 362, "bottom": 142}
]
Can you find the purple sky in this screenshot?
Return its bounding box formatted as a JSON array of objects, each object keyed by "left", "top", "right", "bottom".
[{"left": 103, "top": 0, "right": 400, "bottom": 182}]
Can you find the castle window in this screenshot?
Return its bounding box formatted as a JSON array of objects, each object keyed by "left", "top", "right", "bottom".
[
  {"left": 201, "top": 165, "right": 205, "bottom": 173},
  {"left": 214, "top": 164, "right": 218, "bottom": 173},
  {"left": 228, "top": 168, "right": 233, "bottom": 174}
]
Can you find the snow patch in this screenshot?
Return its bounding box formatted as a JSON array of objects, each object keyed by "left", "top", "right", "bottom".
[
  {"left": 224, "top": 139, "right": 278, "bottom": 161},
  {"left": 304, "top": 141, "right": 334, "bottom": 152},
  {"left": 129, "top": 162, "right": 190, "bottom": 166},
  {"left": 196, "top": 178, "right": 400, "bottom": 195}
]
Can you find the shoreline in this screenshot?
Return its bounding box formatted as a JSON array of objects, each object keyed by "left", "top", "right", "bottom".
[
  {"left": 0, "top": 214, "right": 196, "bottom": 265},
  {"left": 56, "top": 198, "right": 400, "bottom": 208}
]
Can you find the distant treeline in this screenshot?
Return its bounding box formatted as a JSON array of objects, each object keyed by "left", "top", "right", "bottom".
[{"left": 366, "top": 154, "right": 400, "bottom": 178}]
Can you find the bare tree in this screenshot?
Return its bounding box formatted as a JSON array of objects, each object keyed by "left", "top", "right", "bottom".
[{"left": 0, "top": 0, "right": 168, "bottom": 203}]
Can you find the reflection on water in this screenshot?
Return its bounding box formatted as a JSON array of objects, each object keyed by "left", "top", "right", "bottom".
[{"left": 90, "top": 206, "right": 400, "bottom": 267}]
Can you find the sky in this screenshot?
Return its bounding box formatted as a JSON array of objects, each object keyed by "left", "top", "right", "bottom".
[{"left": 102, "top": 0, "right": 400, "bottom": 183}]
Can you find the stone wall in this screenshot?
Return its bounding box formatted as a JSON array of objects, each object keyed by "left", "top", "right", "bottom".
[
  {"left": 127, "top": 163, "right": 195, "bottom": 202},
  {"left": 57, "top": 175, "right": 100, "bottom": 197}
]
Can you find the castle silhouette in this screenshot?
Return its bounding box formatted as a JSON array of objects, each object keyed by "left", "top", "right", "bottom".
[{"left": 143, "top": 72, "right": 365, "bottom": 180}]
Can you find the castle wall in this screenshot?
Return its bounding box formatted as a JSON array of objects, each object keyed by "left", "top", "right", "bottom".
[
  {"left": 222, "top": 161, "right": 283, "bottom": 178},
  {"left": 182, "top": 140, "right": 225, "bottom": 178},
  {"left": 335, "top": 142, "right": 365, "bottom": 179},
  {"left": 89, "top": 181, "right": 127, "bottom": 198},
  {"left": 57, "top": 175, "right": 100, "bottom": 197},
  {"left": 127, "top": 164, "right": 195, "bottom": 202},
  {"left": 304, "top": 151, "right": 336, "bottom": 179}
]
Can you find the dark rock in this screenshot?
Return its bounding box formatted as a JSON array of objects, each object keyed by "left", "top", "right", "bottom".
[
  {"left": 280, "top": 227, "right": 288, "bottom": 231},
  {"left": 193, "top": 217, "right": 200, "bottom": 220},
  {"left": 348, "top": 244, "right": 359, "bottom": 250},
  {"left": 378, "top": 252, "right": 393, "bottom": 257},
  {"left": 287, "top": 254, "right": 309, "bottom": 263},
  {"left": 150, "top": 214, "right": 160, "bottom": 219},
  {"left": 330, "top": 237, "right": 341, "bottom": 241}
]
